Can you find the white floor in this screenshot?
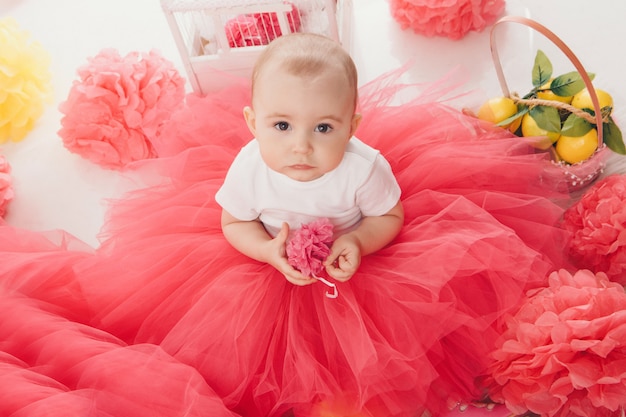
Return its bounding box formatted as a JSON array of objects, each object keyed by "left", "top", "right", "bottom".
[{"left": 2, "top": 0, "right": 626, "bottom": 247}]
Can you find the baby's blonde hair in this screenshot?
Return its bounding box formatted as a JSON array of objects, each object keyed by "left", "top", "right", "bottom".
[{"left": 251, "top": 33, "right": 358, "bottom": 107}]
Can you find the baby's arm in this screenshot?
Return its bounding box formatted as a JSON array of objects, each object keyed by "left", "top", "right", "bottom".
[
  {"left": 221, "top": 210, "right": 317, "bottom": 286},
  {"left": 324, "top": 201, "right": 404, "bottom": 281}
]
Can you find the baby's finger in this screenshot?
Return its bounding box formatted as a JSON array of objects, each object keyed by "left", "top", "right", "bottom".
[
  {"left": 325, "top": 264, "right": 348, "bottom": 281},
  {"left": 275, "top": 222, "right": 290, "bottom": 245},
  {"left": 327, "top": 256, "right": 356, "bottom": 281},
  {"left": 323, "top": 242, "right": 344, "bottom": 266},
  {"left": 278, "top": 260, "right": 316, "bottom": 286},
  {"left": 285, "top": 273, "right": 317, "bottom": 286}
]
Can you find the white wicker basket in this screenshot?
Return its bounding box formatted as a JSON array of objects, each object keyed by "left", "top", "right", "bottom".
[{"left": 161, "top": 0, "right": 353, "bottom": 94}]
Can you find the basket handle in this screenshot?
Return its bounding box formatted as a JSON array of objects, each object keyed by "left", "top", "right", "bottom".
[{"left": 489, "top": 16, "right": 603, "bottom": 146}]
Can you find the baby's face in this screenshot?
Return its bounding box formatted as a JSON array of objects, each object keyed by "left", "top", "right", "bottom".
[{"left": 244, "top": 63, "right": 360, "bottom": 182}]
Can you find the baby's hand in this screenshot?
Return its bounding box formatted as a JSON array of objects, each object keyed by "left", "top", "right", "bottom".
[
  {"left": 324, "top": 234, "right": 361, "bottom": 282},
  {"left": 267, "top": 223, "right": 317, "bottom": 286}
]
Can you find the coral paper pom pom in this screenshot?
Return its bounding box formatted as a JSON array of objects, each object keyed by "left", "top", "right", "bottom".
[
  {"left": 252, "top": 3, "right": 302, "bottom": 42},
  {"left": 225, "top": 2, "right": 301, "bottom": 48},
  {"left": 0, "top": 155, "right": 13, "bottom": 217},
  {"left": 485, "top": 269, "right": 626, "bottom": 417},
  {"left": 226, "top": 15, "right": 269, "bottom": 48},
  {"left": 562, "top": 174, "right": 626, "bottom": 284},
  {"left": 389, "top": 0, "right": 505, "bottom": 40},
  {"left": 286, "top": 218, "right": 334, "bottom": 278},
  {"left": 0, "top": 18, "right": 52, "bottom": 143},
  {"left": 58, "top": 49, "right": 185, "bottom": 169}
]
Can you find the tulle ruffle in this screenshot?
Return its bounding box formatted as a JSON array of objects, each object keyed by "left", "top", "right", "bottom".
[
  {"left": 0, "top": 72, "right": 573, "bottom": 417},
  {"left": 0, "top": 292, "right": 238, "bottom": 417},
  {"left": 0, "top": 225, "right": 237, "bottom": 417},
  {"left": 60, "top": 74, "right": 573, "bottom": 416}
]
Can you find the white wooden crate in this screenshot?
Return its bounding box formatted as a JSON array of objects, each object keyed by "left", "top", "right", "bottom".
[{"left": 161, "top": 0, "right": 353, "bottom": 94}]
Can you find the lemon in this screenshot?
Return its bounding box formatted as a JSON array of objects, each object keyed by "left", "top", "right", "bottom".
[
  {"left": 477, "top": 96, "right": 521, "bottom": 132},
  {"left": 571, "top": 88, "right": 613, "bottom": 111},
  {"left": 555, "top": 128, "right": 599, "bottom": 164},
  {"left": 520, "top": 113, "right": 560, "bottom": 150},
  {"left": 536, "top": 79, "right": 572, "bottom": 104}
]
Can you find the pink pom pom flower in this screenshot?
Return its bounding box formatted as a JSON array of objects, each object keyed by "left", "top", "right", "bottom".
[
  {"left": 562, "top": 174, "right": 626, "bottom": 284},
  {"left": 252, "top": 3, "right": 302, "bottom": 42},
  {"left": 226, "top": 15, "right": 269, "bottom": 48},
  {"left": 225, "top": 2, "right": 301, "bottom": 48},
  {"left": 0, "top": 155, "right": 13, "bottom": 217},
  {"left": 484, "top": 269, "right": 626, "bottom": 417},
  {"left": 389, "top": 0, "right": 505, "bottom": 40},
  {"left": 58, "top": 49, "right": 185, "bottom": 169},
  {"left": 286, "top": 218, "right": 334, "bottom": 278}
]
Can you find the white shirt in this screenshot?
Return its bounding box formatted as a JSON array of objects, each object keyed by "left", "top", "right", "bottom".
[{"left": 215, "top": 137, "right": 401, "bottom": 237}]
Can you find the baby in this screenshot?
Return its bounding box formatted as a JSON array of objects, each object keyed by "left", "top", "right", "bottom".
[{"left": 216, "top": 32, "right": 404, "bottom": 285}]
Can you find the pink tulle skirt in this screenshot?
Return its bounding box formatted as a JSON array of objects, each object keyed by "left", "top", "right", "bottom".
[{"left": 0, "top": 73, "right": 573, "bottom": 417}]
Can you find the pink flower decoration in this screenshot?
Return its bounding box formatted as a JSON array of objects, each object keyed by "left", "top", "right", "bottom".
[
  {"left": 58, "top": 49, "right": 185, "bottom": 169},
  {"left": 484, "top": 269, "right": 626, "bottom": 417},
  {"left": 225, "top": 2, "right": 301, "bottom": 48},
  {"left": 253, "top": 3, "right": 302, "bottom": 41},
  {"left": 562, "top": 175, "right": 626, "bottom": 284},
  {"left": 389, "top": 0, "right": 505, "bottom": 40},
  {"left": 226, "top": 15, "right": 269, "bottom": 48},
  {"left": 0, "top": 155, "right": 13, "bottom": 217},
  {"left": 286, "top": 218, "right": 334, "bottom": 278}
]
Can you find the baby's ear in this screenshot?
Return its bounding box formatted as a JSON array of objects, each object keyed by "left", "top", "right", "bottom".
[
  {"left": 350, "top": 113, "right": 362, "bottom": 136},
  {"left": 243, "top": 106, "right": 256, "bottom": 135}
]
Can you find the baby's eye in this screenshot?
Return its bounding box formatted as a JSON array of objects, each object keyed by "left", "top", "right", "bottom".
[
  {"left": 315, "top": 123, "right": 333, "bottom": 133},
  {"left": 274, "top": 121, "right": 290, "bottom": 131}
]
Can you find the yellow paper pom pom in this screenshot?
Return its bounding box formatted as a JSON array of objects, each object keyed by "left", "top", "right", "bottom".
[{"left": 0, "top": 17, "right": 52, "bottom": 143}]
